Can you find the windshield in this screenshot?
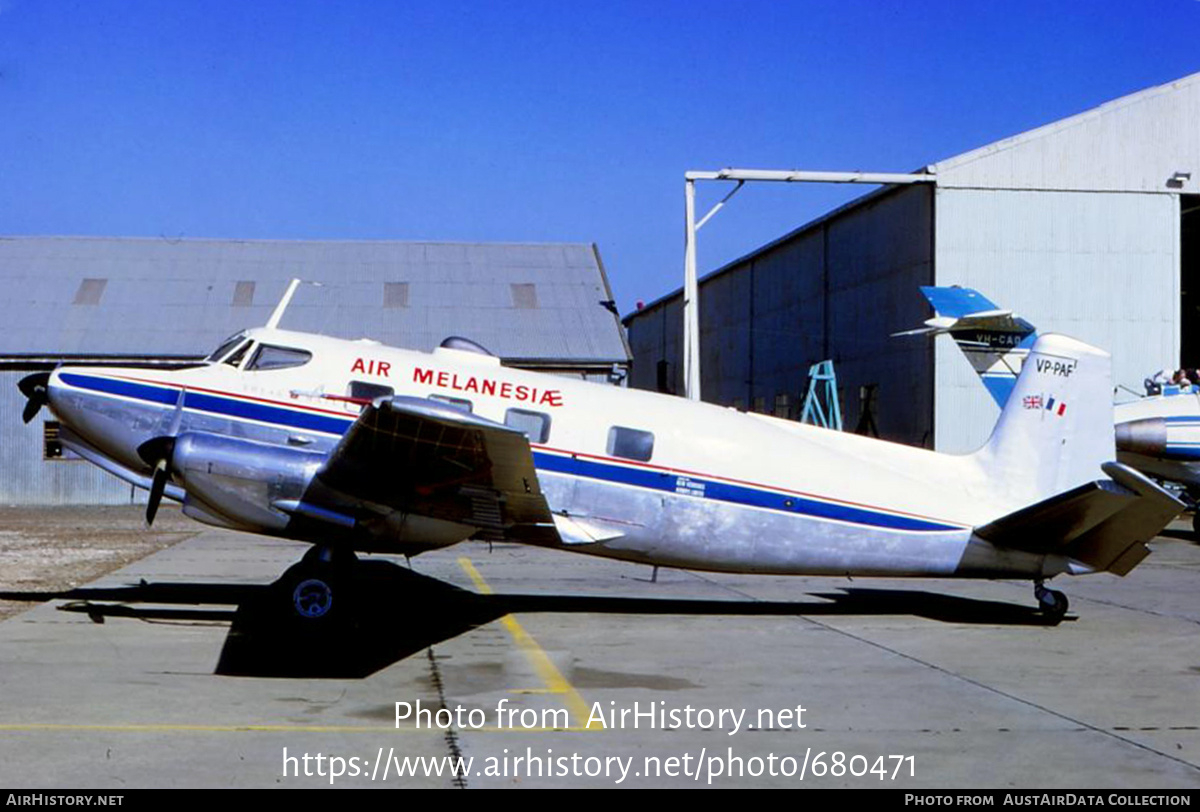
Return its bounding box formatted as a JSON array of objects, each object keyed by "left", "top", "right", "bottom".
[
  {"left": 245, "top": 344, "right": 313, "bottom": 371},
  {"left": 206, "top": 333, "right": 249, "bottom": 363}
]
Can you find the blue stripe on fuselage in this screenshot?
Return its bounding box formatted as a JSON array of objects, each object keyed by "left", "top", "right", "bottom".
[
  {"left": 60, "top": 373, "right": 351, "bottom": 435},
  {"left": 60, "top": 372, "right": 960, "bottom": 533},
  {"left": 532, "top": 452, "right": 957, "bottom": 532}
]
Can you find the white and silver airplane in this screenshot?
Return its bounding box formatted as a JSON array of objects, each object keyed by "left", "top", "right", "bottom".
[
  {"left": 17, "top": 295, "right": 1182, "bottom": 625},
  {"left": 901, "top": 285, "right": 1200, "bottom": 534}
]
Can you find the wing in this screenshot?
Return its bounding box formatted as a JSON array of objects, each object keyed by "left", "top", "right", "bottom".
[{"left": 312, "top": 396, "right": 554, "bottom": 541}]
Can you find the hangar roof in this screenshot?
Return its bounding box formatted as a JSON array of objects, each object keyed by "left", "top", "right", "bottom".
[
  {"left": 928, "top": 69, "right": 1200, "bottom": 192},
  {"left": 0, "top": 236, "right": 630, "bottom": 365}
]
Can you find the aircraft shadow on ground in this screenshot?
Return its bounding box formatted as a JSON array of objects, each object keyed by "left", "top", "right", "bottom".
[
  {"left": 1156, "top": 527, "right": 1199, "bottom": 543},
  {"left": 0, "top": 560, "right": 1056, "bottom": 679}
]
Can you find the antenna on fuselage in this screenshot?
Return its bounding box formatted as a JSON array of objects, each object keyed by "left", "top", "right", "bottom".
[{"left": 266, "top": 278, "right": 323, "bottom": 329}]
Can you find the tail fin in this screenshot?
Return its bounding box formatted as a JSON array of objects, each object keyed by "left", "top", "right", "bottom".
[
  {"left": 972, "top": 333, "right": 1114, "bottom": 507},
  {"left": 894, "top": 285, "right": 1037, "bottom": 407}
]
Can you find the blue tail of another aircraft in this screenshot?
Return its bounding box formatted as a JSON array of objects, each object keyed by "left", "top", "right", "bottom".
[{"left": 893, "top": 286, "right": 1037, "bottom": 407}]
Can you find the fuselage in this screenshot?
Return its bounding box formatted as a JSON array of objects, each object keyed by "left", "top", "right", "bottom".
[{"left": 43, "top": 327, "right": 1069, "bottom": 579}]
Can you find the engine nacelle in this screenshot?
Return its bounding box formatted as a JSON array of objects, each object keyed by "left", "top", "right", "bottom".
[
  {"left": 1115, "top": 418, "right": 1167, "bottom": 457},
  {"left": 171, "top": 432, "right": 325, "bottom": 532}
]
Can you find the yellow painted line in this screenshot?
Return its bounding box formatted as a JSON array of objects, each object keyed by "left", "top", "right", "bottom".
[
  {"left": 0, "top": 723, "right": 592, "bottom": 733},
  {"left": 457, "top": 557, "right": 599, "bottom": 730}
]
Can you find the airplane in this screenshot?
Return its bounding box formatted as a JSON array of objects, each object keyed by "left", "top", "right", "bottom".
[
  {"left": 899, "top": 285, "right": 1200, "bottom": 535},
  {"left": 16, "top": 283, "right": 1183, "bottom": 627}
]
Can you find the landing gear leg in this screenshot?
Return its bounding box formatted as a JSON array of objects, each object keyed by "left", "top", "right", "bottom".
[{"left": 1034, "top": 580, "right": 1069, "bottom": 625}]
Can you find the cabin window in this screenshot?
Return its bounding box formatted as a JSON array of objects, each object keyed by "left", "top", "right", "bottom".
[
  {"left": 505, "top": 408, "right": 551, "bottom": 443},
  {"left": 246, "top": 344, "right": 312, "bottom": 371},
  {"left": 349, "top": 381, "right": 394, "bottom": 402},
  {"left": 429, "top": 395, "right": 473, "bottom": 413},
  {"left": 607, "top": 426, "right": 654, "bottom": 462}
]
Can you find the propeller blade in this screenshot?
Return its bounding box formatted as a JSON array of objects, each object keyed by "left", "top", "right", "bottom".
[
  {"left": 146, "top": 461, "right": 168, "bottom": 526},
  {"left": 137, "top": 435, "right": 178, "bottom": 526},
  {"left": 167, "top": 387, "right": 186, "bottom": 435},
  {"left": 22, "top": 398, "right": 42, "bottom": 424},
  {"left": 138, "top": 392, "right": 187, "bottom": 525},
  {"left": 18, "top": 372, "right": 50, "bottom": 424}
]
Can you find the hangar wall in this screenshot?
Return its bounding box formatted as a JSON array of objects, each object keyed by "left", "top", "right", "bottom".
[
  {"left": 627, "top": 185, "right": 936, "bottom": 446},
  {"left": 0, "top": 372, "right": 141, "bottom": 505},
  {"left": 933, "top": 188, "right": 1180, "bottom": 453}
]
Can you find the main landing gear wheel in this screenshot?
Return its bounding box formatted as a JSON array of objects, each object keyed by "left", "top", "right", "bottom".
[
  {"left": 1034, "top": 582, "right": 1069, "bottom": 625},
  {"left": 280, "top": 547, "right": 359, "bottom": 626},
  {"left": 292, "top": 576, "right": 335, "bottom": 620},
  {"left": 1192, "top": 511, "right": 1200, "bottom": 538}
]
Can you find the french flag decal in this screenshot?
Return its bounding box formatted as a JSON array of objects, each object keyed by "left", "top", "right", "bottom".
[{"left": 1045, "top": 396, "right": 1067, "bottom": 417}]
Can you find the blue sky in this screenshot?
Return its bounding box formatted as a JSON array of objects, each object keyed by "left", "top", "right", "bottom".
[{"left": 2, "top": 1, "right": 1199, "bottom": 312}]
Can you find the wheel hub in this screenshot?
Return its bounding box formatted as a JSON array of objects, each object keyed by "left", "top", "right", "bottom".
[{"left": 293, "top": 577, "right": 334, "bottom": 619}]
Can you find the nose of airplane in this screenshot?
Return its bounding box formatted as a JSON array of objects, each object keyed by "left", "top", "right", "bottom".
[{"left": 32, "top": 366, "right": 166, "bottom": 475}]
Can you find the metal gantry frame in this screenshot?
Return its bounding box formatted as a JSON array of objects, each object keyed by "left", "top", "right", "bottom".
[
  {"left": 682, "top": 168, "right": 937, "bottom": 401},
  {"left": 799, "top": 359, "right": 843, "bottom": 431}
]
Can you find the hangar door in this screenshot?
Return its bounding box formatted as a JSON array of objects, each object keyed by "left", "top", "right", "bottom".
[{"left": 1182, "top": 195, "right": 1200, "bottom": 367}]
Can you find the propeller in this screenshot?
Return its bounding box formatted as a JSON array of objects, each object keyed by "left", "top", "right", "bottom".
[
  {"left": 137, "top": 435, "right": 177, "bottom": 526},
  {"left": 136, "top": 388, "right": 186, "bottom": 526},
  {"left": 18, "top": 372, "right": 51, "bottom": 424}
]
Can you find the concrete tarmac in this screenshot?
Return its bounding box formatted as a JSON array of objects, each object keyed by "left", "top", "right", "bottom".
[{"left": 0, "top": 511, "right": 1198, "bottom": 789}]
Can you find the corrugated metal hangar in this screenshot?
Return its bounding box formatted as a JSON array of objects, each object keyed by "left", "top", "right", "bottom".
[
  {"left": 0, "top": 236, "right": 630, "bottom": 505},
  {"left": 625, "top": 71, "right": 1200, "bottom": 455}
]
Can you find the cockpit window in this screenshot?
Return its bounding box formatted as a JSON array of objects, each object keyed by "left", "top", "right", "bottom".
[
  {"left": 206, "top": 333, "right": 248, "bottom": 363},
  {"left": 245, "top": 344, "right": 313, "bottom": 371},
  {"left": 223, "top": 341, "right": 252, "bottom": 368}
]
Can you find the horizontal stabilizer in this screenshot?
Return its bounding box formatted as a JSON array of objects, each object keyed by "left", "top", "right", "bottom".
[
  {"left": 975, "top": 462, "right": 1182, "bottom": 575},
  {"left": 891, "top": 310, "right": 1027, "bottom": 339},
  {"left": 974, "top": 480, "right": 1132, "bottom": 552}
]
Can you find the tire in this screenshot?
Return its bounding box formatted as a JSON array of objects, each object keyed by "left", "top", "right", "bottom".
[
  {"left": 1037, "top": 588, "right": 1069, "bottom": 625},
  {"left": 279, "top": 560, "right": 356, "bottom": 628},
  {"left": 291, "top": 573, "right": 336, "bottom": 620}
]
